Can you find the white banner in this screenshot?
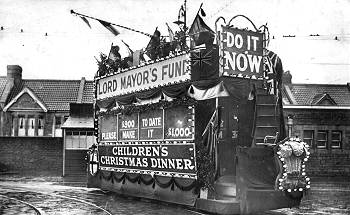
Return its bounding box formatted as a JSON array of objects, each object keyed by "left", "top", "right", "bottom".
[{"left": 97, "top": 54, "right": 190, "bottom": 100}]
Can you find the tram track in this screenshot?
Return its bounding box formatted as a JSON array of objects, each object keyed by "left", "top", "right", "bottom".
[
  {"left": 0, "top": 185, "right": 113, "bottom": 215},
  {"left": 0, "top": 194, "right": 44, "bottom": 215},
  {"left": 0, "top": 183, "right": 208, "bottom": 215}
]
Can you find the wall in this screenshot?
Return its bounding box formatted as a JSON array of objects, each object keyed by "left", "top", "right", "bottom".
[
  {"left": 284, "top": 108, "right": 350, "bottom": 177},
  {"left": 306, "top": 150, "right": 350, "bottom": 176},
  {"left": 0, "top": 137, "right": 63, "bottom": 176}
]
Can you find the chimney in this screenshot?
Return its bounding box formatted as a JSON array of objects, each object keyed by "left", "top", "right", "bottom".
[
  {"left": 7, "top": 65, "right": 22, "bottom": 86},
  {"left": 282, "top": 70, "right": 292, "bottom": 84}
]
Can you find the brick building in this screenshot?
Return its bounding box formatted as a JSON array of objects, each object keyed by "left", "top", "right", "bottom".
[
  {"left": 0, "top": 65, "right": 94, "bottom": 175},
  {"left": 282, "top": 73, "right": 350, "bottom": 176},
  {"left": 0, "top": 65, "right": 93, "bottom": 137}
]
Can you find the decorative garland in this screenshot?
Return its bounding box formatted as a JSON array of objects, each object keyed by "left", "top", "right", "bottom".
[
  {"left": 276, "top": 137, "right": 311, "bottom": 193},
  {"left": 194, "top": 141, "right": 216, "bottom": 192},
  {"left": 97, "top": 170, "right": 197, "bottom": 192},
  {"left": 99, "top": 96, "right": 198, "bottom": 116}
]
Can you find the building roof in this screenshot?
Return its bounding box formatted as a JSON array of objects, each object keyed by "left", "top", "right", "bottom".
[
  {"left": 82, "top": 81, "right": 94, "bottom": 103},
  {"left": 61, "top": 116, "right": 93, "bottom": 129},
  {"left": 0, "top": 77, "right": 7, "bottom": 98},
  {"left": 283, "top": 83, "right": 350, "bottom": 106},
  {"left": 6, "top": 79, "right": 94, "bottom": 111}
]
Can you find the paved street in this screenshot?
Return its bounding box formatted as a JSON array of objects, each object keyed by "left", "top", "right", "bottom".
[{"left": 0, "top": 176, "right": 349, "bottom": 214}]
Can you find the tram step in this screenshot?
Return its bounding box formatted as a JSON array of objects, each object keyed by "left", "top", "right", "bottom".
[
  {"left": 254, "top": 126, "right": 278, "bottom": 137},
  {"left": 256, "top": 104, "right": 277, "bottom": 115},
  {"left": 256, "top": 115, "right": 278, "bottom": 126},
  {"left": 195, "top": 198, "right": 240, "bottom": 215},
  {"left": 254, "top": 137, "right": 277, "bottom": 145},
  {"left": 213, "top": 175, "right": 236, "bottom": 200},
  {"left": 256, "top": 95, "right": 276, "bottom": 104},
  {"left": 256, "top": 88, "right": 268, "bottom": 95}
]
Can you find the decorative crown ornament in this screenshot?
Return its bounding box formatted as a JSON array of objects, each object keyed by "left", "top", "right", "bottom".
[{"left": 276, "top": 137, "right": 311, "bottom": 193}]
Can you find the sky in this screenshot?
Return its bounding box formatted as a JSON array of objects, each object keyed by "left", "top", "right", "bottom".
[{"left": 0, "top": 0, "right": 349, "bottom": 84}]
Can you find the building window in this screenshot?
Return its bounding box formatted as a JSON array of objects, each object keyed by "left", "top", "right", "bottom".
[
  {"left": 28, "top": 116, "right": 35, "bottom": 136},
  {"left": 65, "top": 131, "right": 95, "bottom": 149},
  {"left": 331, "top": 131, "right": 342, "bottom": 149},
  {"left": 38, "top": 116, "right": 44, "bottom": 136},
  {"left": 303, "top": 130, "right": 314, "bottom": 147},
  {"left": 18, "top": 115, "right": 26, "bottom": 136},
  {"left": 54, "top": 116, "right": 63, "bottom": 137},
  {"left": 317, "top": 131, "right": 327, "bottom": 149},
  {"left": 11, "top": 116, "right": 15, "bottom": 136}
]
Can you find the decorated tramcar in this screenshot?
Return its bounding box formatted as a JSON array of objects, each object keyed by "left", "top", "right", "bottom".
[{"left": 85, "top": 11, "right": 310, "bottom": 215}]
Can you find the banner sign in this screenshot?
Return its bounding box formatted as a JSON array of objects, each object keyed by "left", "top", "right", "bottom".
[
  {"left": 99, "top": 106, "right": 194, "bottom": 142},
  {"left": 96, "top": 54, "right": 190, "bottom": 100},
  {"left": 99, "top": 115, "right": 118, "bottom": 141},
  {"left": 98, "top": 143, "right": 197, "bottom": 178},
  {"left": 164, "top": 106, "right": 194, "bottom": 140},
  {"left": 221, "top": 27, "right": 264, "bottom": 78}
]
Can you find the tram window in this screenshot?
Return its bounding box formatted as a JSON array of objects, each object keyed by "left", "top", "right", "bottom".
[
  {"left": 303, "top": 130, "right": 314, "bottom": 147},
  {"left": 316, "top": 131, "right": 327, "bottom": 149},
  {"left": 331, "top": 131, "right": 342, "bottom": 149}
]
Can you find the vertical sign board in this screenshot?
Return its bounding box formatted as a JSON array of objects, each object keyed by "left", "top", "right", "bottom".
[
  {"left": 99, "top": 114, "right": 118, "bottom": 142},
  {"left": 118, "top": 113, "right": 138, "bottom": 141},
  {"left": 165, "top": 106, "right": 194, "bottom": 140},
  {"left": 139, "top": 109, "right": 163, "bottom": 140},
  {"left": 222, "top": 27, "right": 264, "bottom": 78}
]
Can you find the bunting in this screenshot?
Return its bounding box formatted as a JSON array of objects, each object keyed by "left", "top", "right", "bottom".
[
  {"left": 98, "top": 20, "right": 120, "bottom": 36},
  {"left": 79, "top": 16, "right": 91, "bottom": 28}
]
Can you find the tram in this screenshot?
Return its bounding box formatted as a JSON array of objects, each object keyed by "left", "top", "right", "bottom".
[{"left": 86, "top": 11, "right": 310, "bottom": 215}]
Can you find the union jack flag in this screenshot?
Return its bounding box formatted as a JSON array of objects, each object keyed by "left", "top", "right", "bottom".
[{"left": 191, "top": 49, "right": 212, "bottom": 69}]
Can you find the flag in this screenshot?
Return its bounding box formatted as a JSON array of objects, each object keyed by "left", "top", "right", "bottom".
[
  {"left": 121, "top": 40, "right": 133, "bottom": 57},
  {"left": 120, "top": 40, "right": 134, "bottom": 67},
  {"left": 166, "top": 23, "right": 174, "bottom": 42},
  {"left": 80, "top": 16, "right": 91, "bottom": 28},
  {"left": 145, "top": 28, "right": 161, "bottom": 60},
  {"left": 200, "top": 8, "right": 206, "bottom": 17},
  {"left": 202, "top": 108, "right": 220, "bottom": 178},
  {"left": 188, "top": 12, "right": 215, "bottom": 46},
  {"left": 98, "top": 20, "right": 120, "bottom": 36}
]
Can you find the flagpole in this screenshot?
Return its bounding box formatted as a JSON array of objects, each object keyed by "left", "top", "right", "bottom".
[
  {"left": 71, "top": 10, "right": 153, "bottom": 37},
  {"left": 197, "top": 3, "right": 203, "bottom": 16},
  {"left": 184, "top": 0, "right": 187, "bottom": 32}
]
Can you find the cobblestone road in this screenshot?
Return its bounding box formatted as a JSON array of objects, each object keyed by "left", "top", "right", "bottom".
[{"left": 0, "top": 176, "right": 349, "bottom": 214}]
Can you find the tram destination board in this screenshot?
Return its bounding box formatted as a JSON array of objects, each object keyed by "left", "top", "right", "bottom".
[{"left": 98, "top": 143, "right": 197, "bottom": 178}]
